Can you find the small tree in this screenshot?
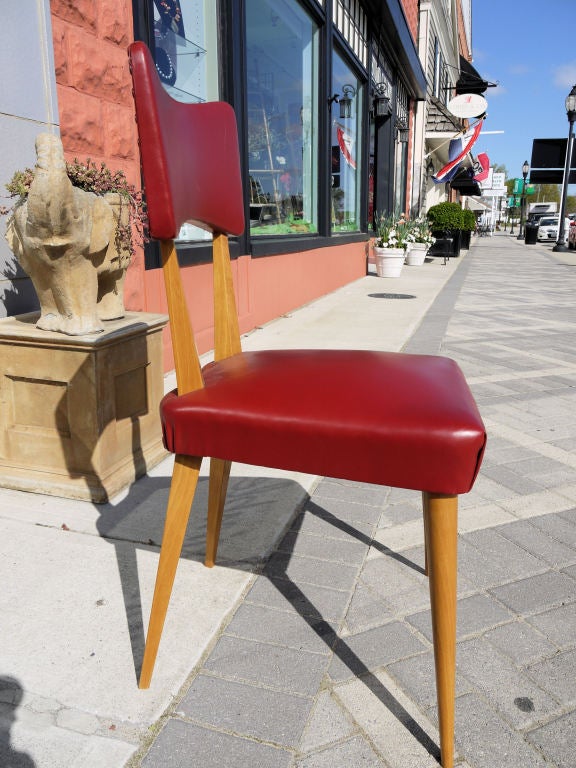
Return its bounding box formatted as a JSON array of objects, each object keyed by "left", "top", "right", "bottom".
[{"left": 533, "top": 183, "right": 561, "bottom": 204}]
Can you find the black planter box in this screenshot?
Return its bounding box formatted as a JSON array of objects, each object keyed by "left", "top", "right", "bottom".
[{"left": 429, "top": 229, "right": 462, "bottom": 258}]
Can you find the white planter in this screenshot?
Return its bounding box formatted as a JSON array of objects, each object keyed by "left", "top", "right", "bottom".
[
  {"left": 405, "top": 242, "right": 428, "bottom": 266},
  {"left": 374, "top": 247, "right": 405, "bottom": 278}
]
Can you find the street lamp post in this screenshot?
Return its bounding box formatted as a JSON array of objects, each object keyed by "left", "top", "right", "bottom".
[
  {"left": 510, "top": 196, "right": 516, "bottom": 234},
  {"left": 553, "top": 84, "right": 576, "bottom": 252},
  {"left": 517, "top": 160, "right": 530, "bottom": 240}
]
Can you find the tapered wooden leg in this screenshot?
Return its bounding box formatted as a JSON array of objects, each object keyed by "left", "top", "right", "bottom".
[
  {"left": 205, "top": 458, "right": 232, "bottom": 568},
  {"left": 422, "top": 491, "right": 430, "bottom": 576},
  {"left": 422, "top": 492, "right": 458, "bottom": 768},
  {"left": 139, "top": 454, "right": 202, "bottom": 689}
]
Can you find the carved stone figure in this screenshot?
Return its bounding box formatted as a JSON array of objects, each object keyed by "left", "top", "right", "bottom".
[{"left": 5, "top": 133, "right": 131, "bottom": 335}]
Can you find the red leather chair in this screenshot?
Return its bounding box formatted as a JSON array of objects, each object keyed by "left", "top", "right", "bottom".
[{"left": 129, "top": 41, "right": 486, "bottom": 768}]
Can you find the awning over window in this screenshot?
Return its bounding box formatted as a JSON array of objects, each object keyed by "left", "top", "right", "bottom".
[
  {"left": 465, "top": 197, "right": 490, "bottom": 211},
  {"left": 449, "top": 167, "right": 482, "bottom": 195},
  {"left": 456, "top": 55, "right": 494, "bottom": 95}
]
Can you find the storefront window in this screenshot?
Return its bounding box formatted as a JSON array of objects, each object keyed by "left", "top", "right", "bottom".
[
  {"left": 151, "top": 0, "right": 217, "bottom": 102},
  {"left": 368, "top": 119, "right": 375, "bottom": 225},
  {"left": 394, "top": 130, "right": 408, "bottom": 214},
  {"left": 332, "top": 0, "right": 368, "bottom": 68},
  {"left": 331, "top": 51, "right": 361, "bottom": 233},
  {"left": 394, "top": 80, "right": 409, "bottom": 214},
  {"left": 246, "top": 0, "right": 319, "bottom": 236}
]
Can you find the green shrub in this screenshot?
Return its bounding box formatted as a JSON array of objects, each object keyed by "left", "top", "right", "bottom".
[
  {"left": 461, "top": 208, "right": 476, "bottom": 232},
  {"left": 426, "top": 202, "right": 464, "bottom": 231}
]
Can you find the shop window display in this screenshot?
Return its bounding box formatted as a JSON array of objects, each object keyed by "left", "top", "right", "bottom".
[{"left": 246, "top": 0, "right": 319, "bottom": 235}]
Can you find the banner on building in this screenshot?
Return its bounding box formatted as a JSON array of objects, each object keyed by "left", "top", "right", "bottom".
[{"left": 432, "top": 119, "right": 484, "bottom": 184}]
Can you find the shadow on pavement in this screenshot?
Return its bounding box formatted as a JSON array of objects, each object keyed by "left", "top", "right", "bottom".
[
  {"left": 266, "top": 503, "right": 440, "bottom": 762},
  {"left": 0, "top": 676, "right": 36, "bottom": 768},
  {"left": 98, "top": 468, "right": 439, "bottom": 761},
  {"left": 95, "top": 472, "right": 308, "bottom": 682},
  {"left": 368, "top": 293, "right": 417, "bottom": 300}
]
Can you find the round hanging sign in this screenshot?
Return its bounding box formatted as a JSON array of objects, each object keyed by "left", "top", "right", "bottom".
[{"left": 447, "top": 93, "right": 488, "bottom": 118}]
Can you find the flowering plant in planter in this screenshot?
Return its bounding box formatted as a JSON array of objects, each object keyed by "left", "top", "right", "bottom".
[
  {"left": 375, "top": 212, "right": 412, "bottom": 249},
  {"left": 409, "top": 217, "right": 435, "bottom": 247}
]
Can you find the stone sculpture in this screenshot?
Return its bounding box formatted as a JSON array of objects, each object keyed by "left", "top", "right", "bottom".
[{"left": 5, "top": 133, "right": 131, "bottom": 335}]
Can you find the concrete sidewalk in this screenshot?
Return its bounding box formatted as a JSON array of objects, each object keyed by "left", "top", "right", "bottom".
[{"left": 2, "top": 233, "right": 576, "bottom": 767}]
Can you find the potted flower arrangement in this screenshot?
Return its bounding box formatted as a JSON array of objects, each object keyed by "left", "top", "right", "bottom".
[
  {"left": 373, "top": 212, "right": 410, "bottom": 277},
  {"left": 405, "top": 218, "right": 435, "bottom": 266}
]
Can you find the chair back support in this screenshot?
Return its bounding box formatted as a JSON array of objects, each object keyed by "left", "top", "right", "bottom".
[
  {"left": 128, "top": 42, "right": 245, "bottom": 392},
  {"left": 129, "top": 41, "right": 244, "bottom": 240}
]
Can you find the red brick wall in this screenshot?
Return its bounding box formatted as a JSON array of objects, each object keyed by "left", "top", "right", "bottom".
[
  {"left": 400, "top": 0, "right": 419, "bottom": 43},
  {"left": 50, "top": 0, "right": 144, "bottom": 309},
  {"left": 456, "top": 1, "right": 471, "bottom": 59}
]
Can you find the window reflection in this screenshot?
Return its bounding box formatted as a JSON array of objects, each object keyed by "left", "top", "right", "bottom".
[
  {"left": 331, "top": 51, "right": 361, "bottom": 232},
  {"left": 152, "top": 0, "right": 218, "bottom": 242},
  {"left": 246, "top": 0, "right": 319, "bottom": 235}
]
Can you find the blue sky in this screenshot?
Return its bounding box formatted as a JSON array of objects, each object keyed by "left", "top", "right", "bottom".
[{"left": 472, "top": 0, "right": 576, "bottom": 186}]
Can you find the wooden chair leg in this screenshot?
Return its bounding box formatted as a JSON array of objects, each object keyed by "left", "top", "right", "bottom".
[
  {"left": 205, "top": 458, "right": 232, "bottom": 568},
  {"left": 422, "top": 492, "right": 458, "bottom": 768},
  {"left": 422, "top": 491, "right": 430, "bottom": 576},
  {"left": 139, "top": 454, "right": 202, "bottom": 689}
]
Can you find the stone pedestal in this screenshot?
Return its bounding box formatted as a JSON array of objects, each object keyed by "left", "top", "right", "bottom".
[{"left": 0, "top": 312, "right": 169, "bottom": 502}]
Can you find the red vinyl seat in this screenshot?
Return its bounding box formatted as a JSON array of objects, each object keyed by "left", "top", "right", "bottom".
[
  {"left": 162, "top": 349, "right": 484, "bottom": 495},
  {"left": 129, "top": 41, "right": 486, "bottom": 768}
]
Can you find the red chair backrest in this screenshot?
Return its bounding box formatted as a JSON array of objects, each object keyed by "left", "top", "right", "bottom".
[{"left": 128, "top": 41, "right": 245, "bottom": 240}]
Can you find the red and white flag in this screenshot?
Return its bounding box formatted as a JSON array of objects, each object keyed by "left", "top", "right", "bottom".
[
  {"left": 473, "top": 152, "right": 490, "bottom": 182},
  {"left": 433, "top": 119, "right": 484, "bottom": 183}
]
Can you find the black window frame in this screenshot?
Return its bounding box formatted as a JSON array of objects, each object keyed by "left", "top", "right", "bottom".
[{"left": 132, "top": 0, "right": 373, "bottom": 270}]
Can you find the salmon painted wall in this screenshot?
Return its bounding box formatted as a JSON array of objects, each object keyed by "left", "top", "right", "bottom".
[{"left": 145, "top": 242, "right": 368, "bottom": 371}]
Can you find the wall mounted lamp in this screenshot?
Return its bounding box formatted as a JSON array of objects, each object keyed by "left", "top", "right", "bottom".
[
  {"left": 396, "top": 119, "right": 409, "bottom": 143},
  {"left": 328, "top": 84, "right": 356, "bottom": 119},
  {"left": 338, "top": 84, "right": 356, "bottom": 118},
  {"left": 373, "top": 82, "right": 391, "bottom": 118}
]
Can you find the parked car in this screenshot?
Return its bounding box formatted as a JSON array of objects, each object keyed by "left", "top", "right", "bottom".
[
  {"left": 537, "top": 216, "right": 569, "bottom": 244},
  {"left": 569, "top": 219, "right": 576, "bottom": 249}
]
